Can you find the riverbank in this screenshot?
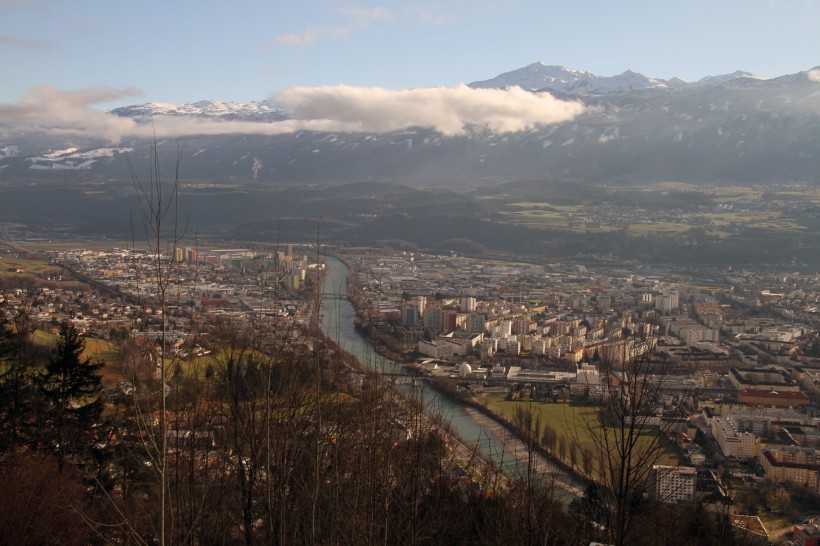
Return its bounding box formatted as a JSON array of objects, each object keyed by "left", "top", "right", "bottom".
[
  {"left": 419, "top": 376, "right": 588, "bottom": 497},
  {"left": 324, "top": 253, "right": 586, "bottom": 500},
  {"left": 320, "top": 255, "right": 523, "bottom": 493},
  {"left": 329, "top": 253, "right": 411, "bottom": 363}
]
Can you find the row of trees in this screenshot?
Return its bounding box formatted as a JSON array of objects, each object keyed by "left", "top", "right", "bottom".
[{"left": 498, "top": 346, "right": 749, "bottom": 546}]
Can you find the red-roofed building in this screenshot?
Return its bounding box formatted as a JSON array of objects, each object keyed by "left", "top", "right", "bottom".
[
  {"left": 739, "top": 388, "right": 811, "bottom": 408},
  {"left": 760, "top": 448, "right": 820, "bottom": 489},
  {"left": 793, "top": 524, "right": 820, "bottom": 546}
]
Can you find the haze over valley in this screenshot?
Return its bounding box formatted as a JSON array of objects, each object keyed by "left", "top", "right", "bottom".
[{"left": 2, "top": 63, "right": 819, "bottom": 267}]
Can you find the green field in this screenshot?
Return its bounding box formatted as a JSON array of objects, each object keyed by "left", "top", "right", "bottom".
[
  {"left": 500, "top": 184, "right": 818, "bottom": 244},
  {"left": 173, "top": 348, "right": 284, "bottom": 380},
  {"left": 503, "top": 201, "right": 616, "bottom": 233},
  {"left": 508, "top": 202, "right": 585, "bottom": 213},
  {"left": 32, "top": 329, "right": 122, "bottom": 381},
  {"left": 475, "top": 394, "right": 679, "bottom": 480},
  {"left": 33, "top": 329, "right": 116, "bottom": 360},
  {"left": 16, "top": 240, "right": 133, "bottom": 252},
  {"left": 175, "top": 353, "right": 220, "bottom": 379},
  {"left": 502, "top": 211, "right": 618, "bottom": 233},
  {"left": 0, "top": 256, "right": 62, "bottom": 275},
  {"left": 626, "top": 222, "right": 690, "bottom": 235},
  {"left": 0, "top": 255, "right": 89, "bottom": 291}
]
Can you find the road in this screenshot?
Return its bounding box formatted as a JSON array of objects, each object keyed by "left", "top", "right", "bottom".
[{"left": 0, "top": 237, "right": 36, "bottom": 258}]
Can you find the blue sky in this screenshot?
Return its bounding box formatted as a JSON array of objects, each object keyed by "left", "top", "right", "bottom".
[{"left": 2, "top": 0, "right": 819, "bottom": 108}]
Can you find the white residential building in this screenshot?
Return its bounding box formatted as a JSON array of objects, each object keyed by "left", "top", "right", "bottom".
[
  {"left": 712, "top": 416, "right": 757, "bottom": 460},
  {"left": 417, "top": 340, "right": 459, "bottom": 358},
  {"left": 655, "top": 290, "right": 679, "bottom": 314},
  {"left": 651, "top": 465, "right": 697, "bottom": 503},
  {"left": 460, "top": 296, "right": 477, "bottom": 312}
]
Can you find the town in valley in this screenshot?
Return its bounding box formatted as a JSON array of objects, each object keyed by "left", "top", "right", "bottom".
[{"left": 3, "top": 228, "right": 820, "bottom": 543}]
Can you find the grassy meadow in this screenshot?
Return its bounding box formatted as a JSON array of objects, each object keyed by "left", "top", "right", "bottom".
[{"left": 475, "top": 393, "right": 679, "bottom": 481}]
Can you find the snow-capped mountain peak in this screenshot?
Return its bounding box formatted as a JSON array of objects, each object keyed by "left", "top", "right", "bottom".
[
  {"left": 110, "top": 99, "right": 287, "bottom": 121},
  {"left": 470, "top": 63, "right": 670, "bottom": 94},
  {"left": 470, "top": 62, "right": 596, "bottom": 92},
  {"left": 697, "top": 70, "right": 765, "bottom": 85},
  {"left": 469, "top": 63, "right": 780, "bottom": 95}
]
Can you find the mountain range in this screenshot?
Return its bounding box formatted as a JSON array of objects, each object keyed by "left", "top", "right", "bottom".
[
  {"left": 469, "top": 62, "right": 767, "bottom": 94},
  {"left": 1, "top": 62, "right": 819, "bottom": 187}
]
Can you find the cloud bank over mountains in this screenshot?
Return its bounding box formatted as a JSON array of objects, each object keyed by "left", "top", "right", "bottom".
[
  {"left": 0, "top": 84, "right": 586, "bottom": 141},
  {"left": 278, "top": 84, "right": 585, "bottom": 136},
  {"left": 0, "top": 86, "right": 142, "bottom": 141},
  {"left": 2, "top": 62, "right": 819, "bottom": 187}
]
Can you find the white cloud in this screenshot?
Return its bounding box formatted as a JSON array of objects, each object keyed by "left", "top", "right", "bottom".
[
  {"left": 339, "top": 6, "right": 395, "bottom": 23},
  {"left": 272, "top": 26, "right": 352, "bottom": 47},
  {"left": 807, "top": 68, "right": 820, "bottom": 82},
  {"left": 0, "top": 35, "right": 57, "bottom": 51},
  {"left": 0, "top": 0, "right": 53, "bottom": 9},
  {"left": 276, "top": 84, "right": 586, "bottom": 136},
  {"left": 269, "top": 5, "right": 393, "bottom": 48},
  {"left": 410, "top": 7, "right": 457, "bottom": 25},
  {"left": 0, "top": 84, "right": 586, "bottom": 141},
  {"left": 0, "top": 86, "right": 141, "bottom": 141}
]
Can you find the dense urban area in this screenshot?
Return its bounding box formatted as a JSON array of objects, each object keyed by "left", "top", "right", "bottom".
[{"left": 2, "top": 229, "right": 820, "bottom": 545}]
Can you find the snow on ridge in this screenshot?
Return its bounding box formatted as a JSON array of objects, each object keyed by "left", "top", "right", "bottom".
[
  {"left": 71, "top": 147, "right": 133, "bottom": 159},
  {"left": 0, "top": 145, "right": 20, "bottom": 159},
  {"left": 473, "top": 63, "right": 597, "bottom": 91},
  {"left": 145, "top": 102, "right": 179, "bottom": 109},
  {"left": 42, "top": 148, "right": 78, "bottom": 159},
  {"left": 26, "top": 146, "right": 132, "bottom": 170},
  {"left": 471, "top": 63, "right": 669, "bottom": 94},
  {"left": 469, "top": 64, "right": 820, "bottom": 96},
  {"left": 112, "top": 99, "right": 284, "bottom": 120},
  {"left": 697, "top": 71, "right": 766, "bottom": 85}
]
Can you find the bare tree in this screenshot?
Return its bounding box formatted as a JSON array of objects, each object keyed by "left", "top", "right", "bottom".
[
  {"left": 581, "top": 447, "right": 593, "bottom": 477},
  {"left": 0, "top": 452, "right": 95, "bottom": 545},
  {"left": 513, "top": 402, "right": 544, "bottom": 545},
  {"left": 578, "top": 339, "right": 681, "bottom": 546},
  {"left": 569, "top": 440, "right": 578, "bottom": 471},
  {"left": 125, "top": 138, "right": 186, "bottom": 545}
]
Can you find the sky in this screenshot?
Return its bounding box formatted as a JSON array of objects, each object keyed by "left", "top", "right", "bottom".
[{"left": 1, "top": 0, "right": 819, "bottom": 141}]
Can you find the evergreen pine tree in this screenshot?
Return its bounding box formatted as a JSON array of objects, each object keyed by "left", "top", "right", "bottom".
[
  {"left": 0, "top": 315, "right": 13, "bottom": 359},
  {"left": 38, "top": 321, "right": 104, "bottom": 461},
  {"left": 0, "top": 309, "right": 36, "bottom": 452}
]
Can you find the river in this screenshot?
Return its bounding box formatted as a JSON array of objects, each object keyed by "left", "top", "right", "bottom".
[
  {"left": 320, "top": 256, "right": 507, "bottom": 455},
  {"left": 320, "top": 256, "right": 586, "bottom": 501}
]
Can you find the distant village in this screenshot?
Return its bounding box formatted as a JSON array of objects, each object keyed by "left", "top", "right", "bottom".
[{"left": 0, "top": 242, "right": 323, "bottom": 376}]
